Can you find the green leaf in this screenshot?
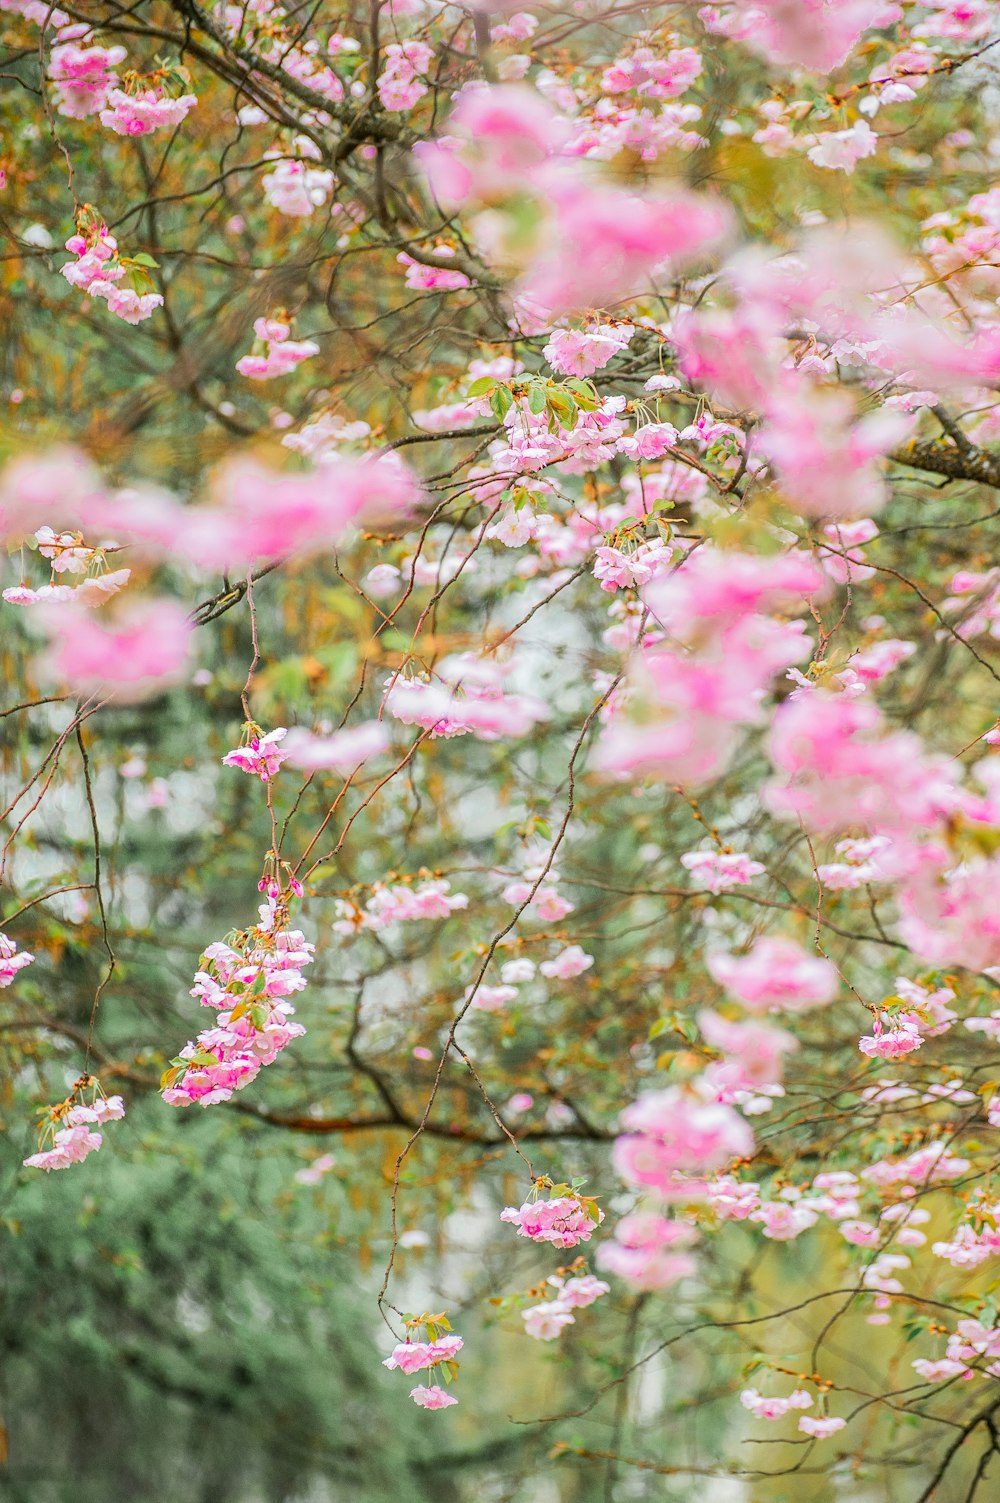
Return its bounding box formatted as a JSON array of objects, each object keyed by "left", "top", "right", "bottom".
[
  {"left": 490, "top": 386, "right": 513, "bottom": 422},
  {"left": 466, "top": 376, "right": 498, "bottom": 398},
  {"left": 528, "top": 385, "right": 547, "bottom": 415}
]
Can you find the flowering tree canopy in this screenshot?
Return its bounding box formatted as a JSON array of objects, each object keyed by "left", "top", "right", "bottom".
[{"left": 5, "top": 0, "right": 1000, "bottom": 1496}]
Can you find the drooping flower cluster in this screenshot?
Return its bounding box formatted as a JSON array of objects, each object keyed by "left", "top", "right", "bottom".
[
  {"left": 160, "top": 897, "right": 313, "bottom": 1107},
  {"left": 0, "top": 932, "right": 34, "bottom": 987},
  {"left": 23, "top": 1079, "right": 125, "bottom": 1172},
  {"left": 383, "top": 1314, "right": 462, "bottom": 1409},
  {"left": 262, "top": 137, "right": 335, "bottom": 217},
  {"left": 500, "top": 1189, "right": 604, "bottom": 1249},
  {"left": 222, "top": 726, "right": 291, "bottom": 782},
  {"left": 598, "top": 549, "right": 824, "bottom": 787},
  {"left": 236, "top": 317, "right": 320, "bottom": 381},
  {"left": 377, "top": 41, "right": 433, "bottom": 112},
  {"left": 48, "top": 38, "right": 127, "bottom": 118},
  {"left": 333, "top": 876, "right": 468, "bottom": 935},
  {"left": 521, "top": 1271, "right": 610, "bottom": 1340},
  {"left": 99, "top": 84, "right": 197, "bottom": 135},
  {"left": 3, "top": 526, "right": 130, "bottom": 609},
  {"left": 59, "top": 214, "right": 163, "bottom": 324}
]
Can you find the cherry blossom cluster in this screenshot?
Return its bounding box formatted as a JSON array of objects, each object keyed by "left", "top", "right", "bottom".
[
  {"left": 397, "top": 249, "right": 471, "bottom": 293},
  {"left": 59, "top": 216, "right": 162, "bottom": 324},
  {"left": 416, "top": 84, "right": 729, "bottom": 316},
  {"left": 262, "top": 138, "right": 335, "bottom": 218},
  {"left": 48, "top": 37, "right": 127, "bottom": 118},
  {"left": 333, "top": 877, "right": 468, "bottom": 935},
  {"left": 23, "top": 1080, "right": 125, "bottom": 1172},
  {"left": 0, "top": 447, "right": 417, "bottom": 574},
  {"left": 3, "top": 526, "right": 130, "bottom": 609},
  {"left": 222, "top": 726, "right": 292, "bottom": 782},
  {"left": 598, "top": 550, "right": 824, "bottom": 787},
  {"left": 912, "top": 1314, "right": 1000, "bottom": 1385},
  {"left": 383, "top": 656, "right": 548, "bottom": 742},
  {"left": 383, "top": 1314, "right": 462, "bottom": 1409},
  {"left": 236, "top": 317, "right": 319, "bottom": 381},
  {"left": 499, "top": 847, "right": 574, "bottom": 924},
  {"left": 500, "top": 1190, "right": 604, "bottom": 1250},
  {"left": 741, "top": 1384, "right": 846, "bottom": 1440},
  {"left": 0, "top": 932, "right": 34, "bottom": 987},
  {"left": 377, "top": 42, "right": 433, "bottom": 112},
  {"left": 160, "top": 898, "right": 313, "bottom": 1107},
  {"left": 521, "top": 1272, "right": 610, "bottom": 1341},
  {"left": 679, "top": 849, "right": 765, "bottom": 895},
  {"left": 99, "top": 80, "right": 197, "bottom": 136}
]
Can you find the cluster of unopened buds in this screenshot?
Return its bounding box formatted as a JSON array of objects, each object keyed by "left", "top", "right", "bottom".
[
  {"left": 0, "top": 931, "right": 34, "bottom": 987},
  {"left": 3, "top": 526, "right": 130, "bottom": 608},
  {"left": 160, "top": 895, "right": 313, "bottom": 1107},
  {"left": 23, "top": 1077, "right": 125, "bottom": 1172},
  {"left": 501, "top": 1181, "right": 604, "bottom": 1249},
  {"left": 383, "top": 1313, "right": 462, "bottom": 1409},
  {"left": 60, "top": 214, "right": 162, "bottom": 323},
  {"left": 236, "top": 316, "right": 319, "bottom": 381}
]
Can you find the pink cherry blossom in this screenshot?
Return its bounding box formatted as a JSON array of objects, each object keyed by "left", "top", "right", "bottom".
[
  {"left": 553, "top": 1274, "right": 610, "bottom": 1308},
  {"left": 538, "top": 945, "right": 594, "bottom": 980},
  {"left": 334, "top": 878, "right": 468, "bottom": 934},
  {"left": 544, "top": 324, "right": 634, "bottom": 377},
  {"left": 99, "top": 87, "right": 198, "bottom": 135},
  {"left": 522, "top": 1302, "right": 575, "bottom": 1340},
  {"left": 707, "top": 937, "right": 838, "bottom": 1013},
  {"left": 23, "top": 1090, "right": 126, "bottom": 1171},
  {"left": 597, "top": 1212, "right": 699, "bottom": 1290},
  {"left": 858, "top": 1018, "right": 923, "bottom": 1060},
  {"left": 613, "top": 1088, "right": 754, "bottom": 1188},
  {"left": 262, "top": 141, "right": 335, "bottom": 217},
  {"left": 0, "top": 933, "right": 34, "bottom": 987},
  {"left": 49, "top": 41, "right": 127, "bottom": 118},
  {"left": 704, "top": 0, "right": 898, "bottom": 73},
  {"left": 799, "top": 1416, "right": 846, "bottom": 1438},
  {"left": 40, "top": 597, "right": 191, "bottom": 701},
  {"left": 162, "top": 916, "right": 313, "bottom": 1107},
  {"left": 23, "top": 1123, "right": 104, "bottom": 1171},
  {"left": 500, "top": 1195, "right": 603, "bottom": 1248},
  {"left": 377, "top": 41, "right": 433, "bottom": 111},
  {"left": 409, "top": 1384, "right": 458, "bottom": 1409},
  {"left": 699, "top": 1010, "right": 797, "bottom": 1088},
  {"left": 750, "top": 1201, "right": 820, "bottom": 1240},
  {"left": 222, "top": 728, "right": 290, "bottom": 782},
  {"left": 520, "top": 179, "right": 730, "bottom": 317},
  {"left": 807, "top": 121, "right": 878, "bottom": 173},
  {"left": 281, "top": 722, "right": 389, "bottom": 773},
  {"left": 397, "top": 249, "right": 471, "bottom": 292},
  {"left": 680, "top": 849, "right": 765, "bottom": 893},
  {"left": 740, "top": 1386, "right": 813, "bottom": 1420},
  {"left": 384, "top": 1335, "right": 464, "bottom": 1372}
]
